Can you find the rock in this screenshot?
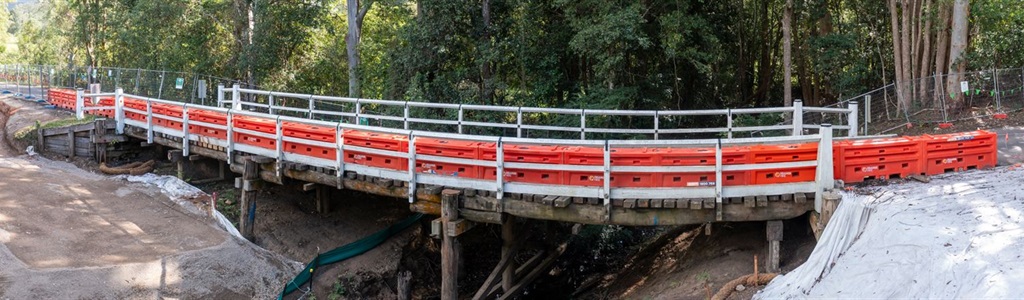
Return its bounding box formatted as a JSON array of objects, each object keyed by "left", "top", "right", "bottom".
[
  {"left": 736, "top": 284, "right": 746, "bottom": 291},
  {"left": 908, "top": 174, "right": 931, "bottom": 183}
]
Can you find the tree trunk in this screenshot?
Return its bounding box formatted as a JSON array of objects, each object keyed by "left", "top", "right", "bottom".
[
  {"left": 900, "top": 0, "right": 913, "bottom": 108},
  {"left": 946, "top": 0, "right": 969, "bottom": 108},
  {"left": 917, "top": 0, "right": 933, "bottom": 105},
  {"left": 888, "top": 0, "right": 908, "bottom": 111},
  {"left": 933, "top": 0, "right": 950, "bottom": 105},
  {"left": 480, "top": 0, "right": 493, "bottom": 104},
  {"left": 346, "top": 0, "right": 374, "bottom": 98},
  {"left": 783, "top": 0, "right": 793, "bottom": 108}
]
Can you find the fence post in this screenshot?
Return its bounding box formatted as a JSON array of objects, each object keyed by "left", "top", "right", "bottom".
[
  {"left": 847, "top": 101, "right": 858, "bottom": 137},
  {"left": 268, "top": 93, "right": 276, "bottom": 115},
  {"left": 602, "top": 140, "right": 611, "bottom": 206},
  {"left": 714, "top": 139, "right": 723, "bottom": 221},
  {"left": 864, "top": 95, "right": 871, "bottom": 135},
  {"left": 114, "top": 88, "right": 125, "bottom": 134},
  {"left": 308, "top": 95, "right": 316, "bottom": 119},
  {"left": 993, "top": 68, "right": 1001, "bottom": 110},
  {"left": 792, "top": 99, "right": 803, "bottom": 136},
  {"left": 457, "top": 105, "right": 464, "bottom": 134},
  {"left": 407, "top": 133, "right": 417, "bottom": 203},
  {"left": 157, "top": 70, "right": 166, "bottom": 99},
  {"left": 516, "top": 107, "right": 523, "bottom": 138},
  {"left": 182, "top": 104, "right": 191, "bottom": 157},
  {"left": 653, "top": 112, "right": 660, "bottom": 140},
  {"left": 75, "top": 89, "right": 85, "bottom": 119},
  {"left": 146, "top": 101, "right": 153, "bottom": 143},
  {"left": 815, "top": 124, "right": 834, "bottom": 213}
]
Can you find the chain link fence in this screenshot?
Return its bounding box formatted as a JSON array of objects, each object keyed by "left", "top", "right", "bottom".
[
  {"left": 0, "top": 64, "right": 254, "bottom": 107},
  {"left": 833, "top": 67, "right": 1024, "bottom": 135}
]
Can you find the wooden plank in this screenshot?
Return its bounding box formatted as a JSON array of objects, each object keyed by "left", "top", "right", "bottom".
[
  {"left": 638, "top": 199, "right": 650, "bottom": 208},
  {"left": 663, "top": 199, "right": 676, "bottom": 209},
  {"left": 651, "top": 199, "right": 663, "bottom": 209},
  {"left": 611, "top": 199, "right": 625, "bottom": 207},
  {"left": 756, "top": 195, "right": 768, "bottom": 208},
  {"left": 794, "top": 193, "right": 807, "bottom": 203},
  {"left": 623, "top": 199, "right": 637, "bottom": 209},
  {"left": 703, "top": 198, "right": 716, "bottom": 209},
  {"left": 689, "top": 199, "right": 702, "bottom": 210},
  {"left": 553, "top": 196, "right": 571, "bottom": 208},
  {"left": 541, "top": 195, "right": 556, "bottom": 206},
  {"left": 743, "top": 196, "right": 756, "bottom": 208},
  {"left": 446, "top": 219, "right": 476, "bottom": 237},
  {"left": 460, "top": 209, "right": 502, "bottom": 224},
  {"left": 67, "top": 131, "right": 75, "bottom": 158}
]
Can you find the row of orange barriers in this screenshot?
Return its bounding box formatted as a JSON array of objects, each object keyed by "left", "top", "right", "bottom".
[
  {"left": 833, "top": 130, "right": 997, "bottom": 183},
  {"left": 48, "top": 88, "right": 999, "bottom": 188}
]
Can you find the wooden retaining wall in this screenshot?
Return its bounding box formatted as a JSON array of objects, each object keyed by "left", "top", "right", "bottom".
[{"left": 36, "top": 119, "right": 125, "bottom": 161}]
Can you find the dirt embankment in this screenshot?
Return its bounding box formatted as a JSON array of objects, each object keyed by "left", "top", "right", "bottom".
[{"left": 0, "top": 96, "right": 300, "bottom": 299}]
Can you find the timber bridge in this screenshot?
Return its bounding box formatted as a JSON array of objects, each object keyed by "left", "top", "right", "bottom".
[{"left": 25, "top": 84, "right": 997, "bottom": 298}]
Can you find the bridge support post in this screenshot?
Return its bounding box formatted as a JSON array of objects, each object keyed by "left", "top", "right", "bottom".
[
  {"left": 501, "top": 214, "right": 518, "bottom": 292},
  {"left": 441, "top": 189, "right": 463, "bottom": 300},
  {"left": 766, "top": 220, "right": 783, "bottom": 273},
  {"left": 168, "top": 150, "right": 185, "bottom": 179},
  {"left": 315, "top": 185, "right": 330, "bottom": 213},
  {"left": 239, "top": 157, "right": 260, "bottom": 241}
]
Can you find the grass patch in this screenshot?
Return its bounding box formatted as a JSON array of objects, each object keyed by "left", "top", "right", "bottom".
[{"left": 13, "top": 115, "right": 97, "bottom": 141}]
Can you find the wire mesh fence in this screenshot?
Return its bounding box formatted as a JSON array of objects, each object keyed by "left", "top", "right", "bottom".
[
  {"left": 833, "top": 66, "right": 1024, "bottom": 135},
  {"left": 0, "top": 64, "right": 254, "bottom": 107}
]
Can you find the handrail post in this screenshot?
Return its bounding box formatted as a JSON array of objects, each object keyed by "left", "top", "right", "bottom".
[
  {"left": 182, "top": 104, "right": 191, "bottom": 157},
  {"left": 580, "top": 110, "right": 587, "bottom": 140},
  {"left": 815, "top": 124, "right": 834, "bottom": 213},
  {"left": 335, "top": 123, "right": 345, "bottom": 189},
  {"left": 516, "top": 107, "right": 522, "bottom": 138},
  {"left": 114, "top": 88, "right": 124, "bottom": 134},
  {"left": 275, "top": 116, "right": 284, "bottom": 178},
  {"left": 792, "top": 99, "right": 803, "bottom": 136},
  {"left": 848, "top": 101, "right": 859, "bottom": 137},
  {"left": 726, "top": 109, "right": 733, "bottom": 139},
  {"left": 268, "top": 92, "right": 276, "bottom": 115},
  {"left": 75, "top": 89, "right": 85, "bottom": 119},
  {"left": 495, "top": 137, "right": 504, "bottom": 203},
  {"left": 403, "top": 102, "right": 410, "bottom": 130},
  {"left": 226, "top": 110, "right": 234, "bottom": 165},
  {"left": 407, "top": 133, "right": 417, "bottom": 203},
  {"left": 231, "top": 84, "right": 241, "bottom": 111},
  {"left": 653, "top": 112, "right": 660, "bottom": 140},
  {"left": 216, "top": 84, "right": 224, "bottom": 108},
  {"left": 457, "top": 104, "right": 464, "bottom": 134},
  {"left": 714, "top": 138, "right": 723, "bottom": 221},
  {"left": 354, "top": 100, "right": 362, "bottom": 125},
  {"left": 602, "top": 140, "right": 611, "bottom": 206},
  {"left": 145, "top": 100, "right": 153, "bottom": 143},
  {"left": 308, "top": 95, "right": 315, "bottom": 119}
]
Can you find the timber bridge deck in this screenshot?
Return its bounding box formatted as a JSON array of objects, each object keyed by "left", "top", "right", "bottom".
[{"left": 38, "top": 86, "right": 996, "bottom": 227}]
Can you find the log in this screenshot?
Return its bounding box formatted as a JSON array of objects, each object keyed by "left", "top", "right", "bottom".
[{"left": 441, "top": 189, "right": 462, "bottom": 300}]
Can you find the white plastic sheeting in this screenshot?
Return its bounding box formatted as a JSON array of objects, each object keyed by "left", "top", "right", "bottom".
[{"left": 758, "top": 167, "right": 1024, "bottom": 298}]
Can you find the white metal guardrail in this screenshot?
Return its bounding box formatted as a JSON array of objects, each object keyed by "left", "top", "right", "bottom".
[
  {"left": 72, "top": 87, "right": 837, "bottom": 220},
  {"left": 219, "top": 84, "right": 858, "bottom": 139}
]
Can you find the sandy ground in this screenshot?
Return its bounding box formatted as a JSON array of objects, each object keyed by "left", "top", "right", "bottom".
[{"left": 0, "top": 96, "right": 299, "bottom": 299}]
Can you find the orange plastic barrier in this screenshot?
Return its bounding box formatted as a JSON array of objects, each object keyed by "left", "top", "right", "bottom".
[
  {"left": 750, "top": 143, "right": 818, "bottom": 184},
  {"left": 562, "top": 147, "right": 659, "bottom": 187},
  {"left": 342, "top": 130, "right": 408, "bottom": 170},
  {"left": 480, "top": 144, "right": 565, "bottom": 185},
  {"left": 916, "top": 131, "right": 997, "bottom": 175},
  {"left": 282, "top": 122, "right": 336, "bottom": 160},
  {"left": 835, "top": 137, "right": 922, "bottom": 183},
  {"left": 415, "top": 138, "right": 484, "bottom": 178},
  {"left": 658, "top": 147, "right": 751, "bottom": 187},
  {"left": 188, "top": 109, "right": 228, "bottom": 140}
]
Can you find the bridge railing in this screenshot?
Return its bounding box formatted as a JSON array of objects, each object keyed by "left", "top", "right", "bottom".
[
  {"left": 221, "top": 85, "right": 858, "bottom": 139},
  {"left": 65, "top": 87, "right": 837, "bottom": 220}
]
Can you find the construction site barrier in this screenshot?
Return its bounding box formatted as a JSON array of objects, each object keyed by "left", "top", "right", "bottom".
[{"left": 46, "top": 87, "right": 1000, "bottom": 215}]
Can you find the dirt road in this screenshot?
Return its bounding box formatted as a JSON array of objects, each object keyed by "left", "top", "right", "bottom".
[{"left": 0, "top": 96, "right": 298, "bottom": 299}]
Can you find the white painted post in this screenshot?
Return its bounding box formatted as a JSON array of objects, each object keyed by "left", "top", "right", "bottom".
[
  {"left": 602, "top": 140, "right": 611, "bottom": 205},
  {"left": 268, "top": 93, "right": 276, "bottom": 115},
  {"left": 75, "top": 89, "right": 85, "bottom": 119},
  {"left": 653, "top": 112, "right": 660, "bottom": 140},
  {"left": 146, "top": 101, "right": 153, "bottom": 144},
  {"left": 726, "top": 109, "right": 733, "bottom": 139},
  {"left": 848, "top": 101, "right": 859, "bottom": 137},
  {"left": 714, "top": 139, "right": 723, "bottom": 221},
  {"left": 217, "top": 84, "right": 225, "bottom": 108},
  {"left": 815, "top": 124, "right": 834, "bottom": 213},
  {"left": 407, "top": 133, "right": 417, "bottom": 203},
  {"left": 231, "top": 84, "right": 241, "bottom": 111},
  {"left": 226, "top": 110, "right": 234, "bottom": 165},
  {"left": 354, "top": 100, "right": 362, "bottom": 125},
  {"left": 580, "top": 110, "right": 587, "bottom": 140},
  {"left": 403, "top": 102, "right": 410, "bottom": 130},
  {"left": 495, "top": 137, "right": 504, "bottom": 201},
  {"left": 182, "top": 104, "right": 191, "bottom": 157},
  {"left": 114, "top": 88, "right": 125, "bottom": 134},
  {"left": 792, "top": 99, "right": 803, "bottom": 136},
  {"left": 457, "top": 105, "right": 464, "bottom": 134},
  {"left": 335, "top": 124, "right": 345, "bottom": 189},
  {"left": 308, "top": 96, "right": 315, "bottom": 119},
  {"left": 516, "top": 108, "right": 523, "bottom": 138},
  {"left": 275, "top": 117, "right": 284, "bottom": 178},
  {"left": 864, "top": 95, "right": 871, "bottom": 134}
]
